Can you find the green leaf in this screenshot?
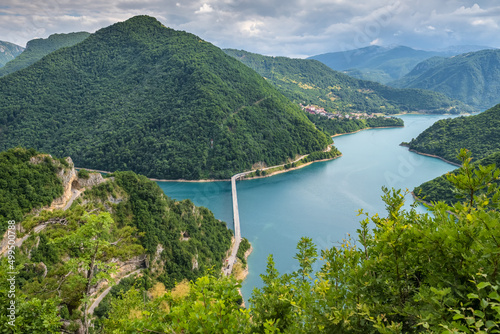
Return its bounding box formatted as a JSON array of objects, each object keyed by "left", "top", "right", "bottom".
[{"left": 478, "top": 282, "right": 492, "bottom": 290}]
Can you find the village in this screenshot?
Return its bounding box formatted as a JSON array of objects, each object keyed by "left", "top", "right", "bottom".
[{"left": 300, "top": 104, "right": 384, "bottom": 120}]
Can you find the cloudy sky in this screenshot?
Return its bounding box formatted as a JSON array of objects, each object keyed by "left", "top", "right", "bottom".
[{"left": 1, "top": 0, "right": 499, "bottom": 58}]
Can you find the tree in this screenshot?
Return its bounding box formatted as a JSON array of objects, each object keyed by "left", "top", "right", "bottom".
[{"left": 54, "top": 212, "right": 118, "bottom": 334}]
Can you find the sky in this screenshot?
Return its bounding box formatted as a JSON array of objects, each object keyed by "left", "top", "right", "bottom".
[{"left": 1, "top": 0, "right": 500, "bottom": 58}]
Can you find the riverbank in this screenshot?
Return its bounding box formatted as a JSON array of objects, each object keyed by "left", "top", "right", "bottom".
[
  {"left": 242, "top": 153, "right": 342, "bottom": 180},
  {"left": 76, "top": 146, "right": 340, "bottom": 183},
  {"left": 331, "top": 125, "right": 404, "bottom": 138},
  {"left": 404, "top": 148, "right": 461, "bottom": 167}
]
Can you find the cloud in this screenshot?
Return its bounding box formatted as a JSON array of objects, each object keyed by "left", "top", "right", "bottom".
[
  {"left": 0, "top": 0, "right": 499, "bottom": 56},
  {"left": 195, "top": 3, "right": 214, "bottom": 14}
]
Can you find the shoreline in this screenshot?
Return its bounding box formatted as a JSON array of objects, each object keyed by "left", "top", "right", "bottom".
[
  {"left": 406, "top": 148, "right": 461, "bottom": 167},
  {"left": 76, "top": 147, "right": 341, "bottom": 184},
  {"left": 241, "top": 154, "right": 342, "bottom": 180},
  {"left": 331, "top": 125, "right": 404, "bottom": 138}
]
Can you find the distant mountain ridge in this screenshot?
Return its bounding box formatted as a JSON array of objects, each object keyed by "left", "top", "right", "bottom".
[
  {"left": 0, "top": 16, "right": 332, "bottom": 180},
  {"left": 308, "top": 45, "right": 496, "bottom": 83},
  {"left": 390, "top": 49, "right": 500, "bottom": 109},
  {"left": 0, "top": 32, "right": 90, "bottom": 77},
  {"left": 225, "top": 48, "right": 473, "bottom": 115},
  {"left": 0, "top": 41, "right": 24, "bottom": 68}
]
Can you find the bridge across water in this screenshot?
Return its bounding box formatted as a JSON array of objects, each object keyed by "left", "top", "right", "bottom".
[{"left": 223, "top": 172, "right": 247, "bottom": 276}]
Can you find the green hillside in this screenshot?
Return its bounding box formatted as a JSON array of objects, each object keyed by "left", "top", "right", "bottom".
[
  {"left": 0, "top": 147, "right": 233, "bottom": 332},
  {"left": 414, "top": 150, "right": 500, "bottom": 204},
  {"left": 408, "top": 104, "right": 500, "bottom": 164},
  {"left": 0, "top": 147, "right": 64, "bottom": 234},
  {"left": 0, "top": 32, "right": 90, "bottom": 77},
  {"left": 0, "top": 16, "right": 332, "bottom": 180},
  {"left": 391, "top": 49, "right": 500, "bottom": 109},
  {"left": 225, "top": 48, "right": 473, "bottom": 115},
  {"left": 0, "top": 41, "right": 24, "bottom": 68}
]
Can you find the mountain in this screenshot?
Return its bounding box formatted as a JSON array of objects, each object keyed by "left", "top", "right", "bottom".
[
  {"left": 391, "top": 49, "right": 500, "bottom": 109},
  {"left": 407, "top": 104, "right": 500, "bottom": 164},
  {"left": 308, "top": 45, "right": 444, "bottom": 83},
  {"left": 224, "top": 48, "right": 473, "bottom": 115},
  {"left": 308, "top": 45, "right": 495, "bottom": 84},
  {"left": 0, "top": 16, "right": 332, "bottom": 180},
  {"left": 0, "top": 41, "right": 24, "bottom": 67},
  {"left": 0, "top": 32, "right": 90, "bottom": 77}
]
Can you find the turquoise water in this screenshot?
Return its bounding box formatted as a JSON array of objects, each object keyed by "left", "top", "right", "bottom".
[{"left": 157, "top": 114, "right": 458, "bottom": 304}]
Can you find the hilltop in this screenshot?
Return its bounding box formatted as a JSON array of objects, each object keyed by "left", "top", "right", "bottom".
[
  {"left": 0, "top": 32, "right": 90, "bottom": 77},
  {"left": 0, "top": 16, "right": 332, "bottom": 179},
  {"left": 391, "top": 49, "right": 500, "bottom": 109}
]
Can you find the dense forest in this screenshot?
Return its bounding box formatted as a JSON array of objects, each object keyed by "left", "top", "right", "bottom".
[
  {"left": 0, "top": 41, "right": 24, "bottom": 68},
  {"left": 0, "top": 147, "right": 64, "bottom": 234},
  {"left": 414, "top": 150, "right": 500, "bottom": 204},
  {"left": 307, "top": 114, "right": 404, "bottom": 136},
  {"left": 224, "top": 48, "right": 473, "bottom": 115},
  {"left": 0, "top": 16, "right": 332, "bottom": 180},
  {"left": 391, "top": 49, "right": 500, "bottom": 109},
  {"left": 0, "top": 148, "right": 233, "bottom": 333},
  {"left": 408, "top": 103, "right": 500, "bottom": 164},
  {"left": 0, "top": 32, "right": 90, "bottom": 77},
  {"left": 5, "top": 148, "right": 500, "bottom": 333}
]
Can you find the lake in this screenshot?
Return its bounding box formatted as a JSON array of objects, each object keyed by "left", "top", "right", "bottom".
[{"left": 157, "top": 114, "right": 458, "bottom": 304}]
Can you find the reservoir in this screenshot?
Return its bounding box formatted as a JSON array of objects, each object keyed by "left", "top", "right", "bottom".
[{"left": 157, "top": 114, "right": 458, "bottom": 304}]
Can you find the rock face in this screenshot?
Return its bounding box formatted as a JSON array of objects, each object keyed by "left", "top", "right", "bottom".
[
  {"left": 49, "top": 158, "right": 78, "bottom": 210},
  {"left": 72, "top": 172, "right": 105, "bottom": 190},
  {"left": 29, "top": 155, "right": 77, "bottom": 211}
]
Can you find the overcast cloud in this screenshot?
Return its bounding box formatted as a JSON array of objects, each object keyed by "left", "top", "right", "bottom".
[{"left": 1, "top": 0, "right": 500, "bottom": 57}]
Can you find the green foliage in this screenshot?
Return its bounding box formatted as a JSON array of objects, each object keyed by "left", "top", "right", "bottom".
[
  {"left": 237, "top": 237, "right": 251, "bottom": 266},
  {"left": 392, "top": 49, "right": 500, "bottom": 109},
  {"left": 0, "top": 32, "right": 90, "bottom": 77},
  {"left": 415, "top": 150, "right": 500, "bottom": 204},
  {"left": 225, "top": 48, "right": 472, "bottom": 115},
  {"left": 0, "top": 16, "right": 331, "bottom": 179},
  {"left": 300, "top": 147, "right": 342, "bottom": 164},
  {"left": 0, "top": 148, "right": 64, "bottom": 234},
  {"left": 0, "top": 41, "right": 24, "bottom": 68},
  {"left": 103, "top": 274, "right": 251, "bottom": 333},
  {"left": 77, "top": 168, "right": 90, "bottom": 179},
  {"left": 0, "top": 260, "right": 62, "bottom": 333},
  {"left": 408, "top": 104, "right": 500, "bottom": 164},
  {"left": 307, "top": 114, "right": 404, "bottom": 136},
  {"left": 88, "top": 171, "right": 233, "bottom": 287}
]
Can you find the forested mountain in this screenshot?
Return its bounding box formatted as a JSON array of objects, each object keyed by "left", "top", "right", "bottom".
[
  {"left": 0, "top": 41, "right": 24, "bottom": 68},
  {"left": 407, "top": 104, "right": 500, "bottom": 164},
  {"left": 307, "top": 45, "right": 492, "bottom": 83},
  {"left": 0, "top": 32, "right": 90, "bottom": 77},
  {"left": 225, "top": 48, "right": 472, "bottom": 115},
  {"left": 0, "top": 16, "right": 332, "bottom": 180},
  {"left": 0, "top": 147, "right": 233, "bottom": 332},
  {"left": 391, "top": 49, "right": 500, "bottom": 109}
]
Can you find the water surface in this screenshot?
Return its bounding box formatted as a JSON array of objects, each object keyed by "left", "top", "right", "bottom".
[{"left": 158, "top": 114, "right": 458, "bottom": 304}]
